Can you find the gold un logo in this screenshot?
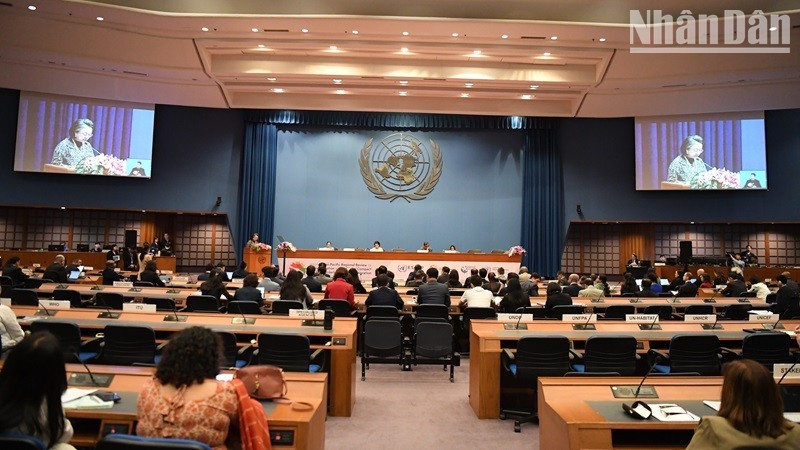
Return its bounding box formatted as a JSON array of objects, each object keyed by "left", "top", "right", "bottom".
[{"left": 359, "top": 133, "right": 442, "bottom": 202}]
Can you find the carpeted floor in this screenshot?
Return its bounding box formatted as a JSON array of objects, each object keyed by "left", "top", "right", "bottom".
[{"left": 325, "top": 358, "right": 539, "bottom": 449}]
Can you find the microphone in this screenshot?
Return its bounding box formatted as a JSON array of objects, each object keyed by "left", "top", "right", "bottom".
[
  {"left": 703, "top": 290, "right": 718, "bottom": 303},
  {"left": 701, "top": 311, "right": 721, "bottom": 330},
  {"left": 573, "top": 312, "right": 596, "bottom": 330},
  {"left": 635, "top": 354, "right": 662, "bottom": 398},
  {"left": 231, "top": 302, "right": 254, "bottom": 325},
  {"left": 763, "top": 307, "right": 788, "bottom": 330},
  {"left": 36, "top": 299, "right": 56, "bottom": 316},
  {"left": 640, "top": 312, "right": 661, "bottom": 330},
  {"left": 95, "top": 294, "right": 119, "bottom": 319},
  {"left": 163, "top": 298, "right": 187, "bottom": 322},
  {"left": 68, "top": 354, "right": 113, "bottom": 387},
  {"left": 620, "top": 354, "right": 662, "bottom": 419},
  {"left": 504, "top": 309, "right": 528, "bottom": 330},
  {"left": 91, "top": 273, "right": 103, "bottom": 290}
]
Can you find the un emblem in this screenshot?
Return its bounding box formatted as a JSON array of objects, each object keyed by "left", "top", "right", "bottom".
[{"left": 359, "top": 133, "right": 443, "bottom": 202}]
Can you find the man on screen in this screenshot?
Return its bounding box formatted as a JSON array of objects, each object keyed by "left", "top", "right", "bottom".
[
  {"left": 743, "top": 173, "right": 762, "bottom": 189},
  {"left": 667, "top": 135, "right": 708, "bottom": 184},
  {"left": 128, "top": 161, "right": 147, "bottom": 177},
  {"left": 51, "top": 118, "right": 96, "bottom": 167}
]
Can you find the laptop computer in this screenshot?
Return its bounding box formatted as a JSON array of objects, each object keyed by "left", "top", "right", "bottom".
[
  {"left": 48, "top": 244, "right": 65, "bottom": 251},
  {"left": 226, "top": 271, "right": 234, "bottom": 280},
  {"left": 68, "top": 270, "right": 81, "bottom": 281},
  {"left": 76, "top": 244, "right": 90, "bottom": 252},
  {"left": 159, "top": 274, "right": 171, "bottom": 284}
]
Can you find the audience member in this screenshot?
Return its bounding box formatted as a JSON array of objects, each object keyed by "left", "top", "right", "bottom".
[
  {"left": 497, "top": 278, "right": 531, "bottom": 313},
  {"left": 721, "top": 273, "right": 747, "bottom": 297},
  {"left": 578, "top": 277, "right": 605, "bottom": 298},
  {"left": 200, "top": 269, "right": 233, "bottom": 302},
  {"left": 365, "top": 274, "right": 403, "bottom": 309},
  {"left": 140, "top": 260, "right": 166, "bottom": 287},
  {"left": 544, "top": 282, "right": 572, "bottom": 317},
  {"left": 232, "top": 261, "right": 249, "bottom": 279},
  {"left": 483, "top": 272, "right": 505, "bottom": 295},
  {"left": 770, "top": 275, "right": 800, "bottom": 318},
  {"left": 43, "top": 254, "right": 68, "bottom": 283},
  {"left": 257, "top": 266, "right": 280, "bottom": 292},
  {"left": 315, "top": 263, "right": 333, "bottom": 285},
  {"left": 233, "top": 274, "right": 263, "bottom": 303},
  {"left": 302, "top": 265, "right": 323, "bottom": 292},
  {"left": 406, "top": 270, "right": 426, "bottom": 288},
  {"left": 101, "top": 260, "right": 125, "bottom": 285},
  {"left": 460, "top": 275, "right": 494, "bottom": 308},
  {"left": 639, "top": 278, "right": 658, "bottom": 297},
  {"left": 347, "top": 268, "right": 367, "bottom": 294},
  {"left": 417, "top": 267, "right": 450, "bottom": 306},
  {"left": 620, "top": 272, "right": 640, "bottom": 296},
  {"left": 279, "top": 270, "right": 314, "bottom": 309},
  {"left": 324, "top": 267, "right": 355, "bottom": 309},
  {"left": 0, "top": 302, "right": 25, "bottom": 359},
  {"left": 2, "top": 256, "right": 29, "bottom": 286},
  {"left": 562, "top": 273, "right": 581, "bottom": 297},
  {"left": 748, "top": 275, "right": 770, "bottom": 299},
  {"left": 446, "top": 270, "right": 462, "bottom": 288}
]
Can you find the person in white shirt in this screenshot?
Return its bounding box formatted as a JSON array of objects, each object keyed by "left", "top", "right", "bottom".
[
  {"left": 459, "top": 276, "right": 495, "bottom": 308},
  {"left": 369, "top": 241, "right": 384, "bottom": 252},
  {"left": 0, "top": 304, "right": 25, "bottom": 359},
  {"left": 747, "top": 275, "right": 771, "bottom": 299}
]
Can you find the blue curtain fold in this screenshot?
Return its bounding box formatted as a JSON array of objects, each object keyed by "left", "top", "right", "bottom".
[
  {"left": 520, "top": 128, "right": 564, "bottom": 278},
  {"left": 236, "top": 123, "right": 278, "bottom": 263}
]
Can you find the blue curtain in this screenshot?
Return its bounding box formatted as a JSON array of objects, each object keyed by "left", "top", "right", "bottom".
[
  {"left": 521, "top": 128, "right": 563, "bottom": 278},
  {"left": 236, "top": 123, "right": 277, "bottom": 263}
]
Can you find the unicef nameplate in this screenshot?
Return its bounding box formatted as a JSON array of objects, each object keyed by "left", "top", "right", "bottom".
[
  {"left": 774, "top": 364, "right": 800, "bottom": 380},
  {"left": 122, "top": 303, "right": 157, "bottom": 312},
  {"left": 289, "top": 309, "right": 325, "bottom": 320},
  {"left": 497, "top": 313, "right": 533, "bottom": 323},
  {"left": 684, "top": 315, "right": 716, "bottom": 323},
  {"left": 39, "top": 300, "right": 71, "bottom": 310},
  {"left": 626, "top": 314, "right": 659, "bottom": 323},
  {"left": 749, "top": 313, "right": 779, "bottom": 323},
  {"left": 113, "top": 281, "right": 133, "bottom": 287}
]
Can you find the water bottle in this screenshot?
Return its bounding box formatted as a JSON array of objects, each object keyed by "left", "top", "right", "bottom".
[{"left": 323, "top": 307, "right": 334, "bottom": 330}]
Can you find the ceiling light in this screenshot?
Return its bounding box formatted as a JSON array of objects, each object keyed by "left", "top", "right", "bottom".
[
  {"left": 521, "top": 94, "right": 532, "bottom": 100},
  {"left": 460, "top": 93, "right": 469, "bottom": 98},
  {"left": 464, "top": 83, "right": 474, "bottom": 88},
  {"left": 351, "top": 30, "right": 359, "bottom": 35},
  {"left": 258, "top": 44, "right": 265, "bottom": 48},
  {"left": 598, "top": 37, "right": 606, "bottom": 42},
  {"left": 550, "top": 36, "right": 558, "bottom": 40},
  {"left": 335, "top": 89, "right": 346, "bottom": 95},
  {"left": 501, "top": 34, "right": 509, "bottom": 39},
  {"left": 96, "top": 16, "right": 104, "bottom": 21},
  {"left": 201, "top": 27, "right": 209, "bottom": 32},
  {"left": 530, "top": 85, "right": 539, "bottom": 89},
  {"left": 267, "top": 77, "right": 277, "bottom": 81},
  {"left": 301, "top": 28, "right": 309, "bottom": 33},
  {"left": 399, "top": 80, "right": 408, "bottom": 85},
  {"left": 399, "top": 91, "right": 407, "bottom": 96},
  {"left": 272, "top": 88, "right": 284, "bottom": 93},
  {"left": 402, "top": 31, "right": 409, "bottom": 36},
  {"left": 400, "top": 47, "right": 409, "bottom": 52},
  {"left": 472, "top": 50, "right": 482, "bottom": 56},
  {"left": 27, "top": 5, "right": 36, "bottom": 10},
  {"left": 451, "top": 32, "right": 459, "bottom": 37},
  {"left": 251, "top": 28, "right": 259, "bottom": 32},
  {"left": 543, "top": 52, "right": 551, "bottom": 56},
  {"left": 329, "top": 45, "right": 337, "bottom": 50},
  {"left": 333, "top": 79, "right": 342, "bottom": 84}
]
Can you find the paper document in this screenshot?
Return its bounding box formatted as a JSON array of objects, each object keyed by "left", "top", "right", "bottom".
[
  {"left": 61, "top": 387, "right": 97, "bottom": 403},
  {"left": 702, "top": 400, "right": 721, "bottom": 411},
  {"left": 649, "top": 404, "right": 700, "bottom": 422},
  {"left": 785, "top": 412, "right": 800, "bottom": 423}
]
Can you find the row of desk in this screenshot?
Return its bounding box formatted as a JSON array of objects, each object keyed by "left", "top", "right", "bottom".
[{"left": 0, "top": 250, "right": 177, "bottom": 273}]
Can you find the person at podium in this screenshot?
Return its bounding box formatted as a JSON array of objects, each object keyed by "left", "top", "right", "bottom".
[
  {"left": 667, "top": 135, "right": 707, "bottom": 184},
  {"left": 626, "top": 253, "right": 640, "bottom": 267},
  {"left": 51, "top": 118, "right": 97, "bottom": 168},
  {"left": 369, "top": 240, "right": 384, "bottom": 252}
]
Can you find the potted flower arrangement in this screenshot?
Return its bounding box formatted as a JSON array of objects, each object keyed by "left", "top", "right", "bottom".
[
  {"left": 508, "top": 245, "right": 526, "bottom": 257},
  {"left": 247, "top": 241, "right": 271, "bottom": 252},
  {"left": 75, "top": 153, "right": 126, "bottom": 176},
  {"left": 690, "top": 168, "right": 740, "bottom": 189}
]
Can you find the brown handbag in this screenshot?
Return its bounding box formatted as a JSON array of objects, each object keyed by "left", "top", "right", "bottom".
[{"left": 235, "top": 365, "right": 287, "bottom": 400}]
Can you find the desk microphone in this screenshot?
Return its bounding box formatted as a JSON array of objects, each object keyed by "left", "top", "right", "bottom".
[
  {"left": 164, "top": 298, "right": 187, "bottom": 322},
  {"left": 232, "top": 303, "right": 254, "bottom": 325},
  {"left": 35, "top": 299, "right": 56, "bottom": 316},
  {"left": 640, "top": 313, "right": 660, "bottom": 330},
  {"left": 76, "top": 354, "right": 99, "bottom": 386},
  {"left": 635, "top": 354, "right": 662, "bottom": 398},
  {"left": 763, "top": 307, "right": 788, "bottom": 330},
  {"left": 703, "top": 290, "right": 718, "bottom": 303},
  {"left": 95, "top": 294, "right": 120, "bottom": 319},
  {"left": 622, "top": 354, "right": 662, "bottom": 419},
  {"left": 701, "top": 311, "right": 722, "bottom": 330},
  {"left": 90, "top": 275, "right": 103, "bottom": 291},
  {"left": 515, "top": 310, "right": 525, "bottom": 330}
]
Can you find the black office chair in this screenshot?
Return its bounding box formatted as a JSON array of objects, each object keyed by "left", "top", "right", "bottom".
[
  {"left": 52, "top": 289, "right": 85, "bottom": 308},
  {"left": 549, "top": 304, "right": 584, "bottom": 319},
  {"left": 765, "top": 292, "right": 777, "bottom": 304},
  {"left": 94, "top": 292, "right": 125, "bottom": 310},
  {"left": 0, "top": 284, "right": 11, "bottom": 299},
  {"left": 29, "top": 320, "right": 99, "bottom": 363},
  {"left": 413, "top": 321, "right": 458, "bottom": 382},
  {"left": 362, "top": 319, "right": 404, "bottom": 380},
  {"left": 723, "top": 303, "right": 752, "bottom": 320},
  {"left": 570, "top": 335, "right": 638, "bottom": 376},
  {"left": 10, "top": 288, "right": 39, "bottom": 306},
  {"left": 462, "top": 307, "right": 497, "bottom": 321},
  {"left": 270, "top": 300, "right": 304, "bottom": 315},
  {"left": 515, "top": 306, "right": 548, "bottom": 318},
  {"left": 720, "top": 332, "right": 794, "bottom": 370},
  {"left": 643, "top": 305, "right": 674, "bottom": 320},
  {"left": 227, "top": 301, "right": 263, "bottom": 315},
  {"left": 0, "top": 276, "right": 13, "bottom": 286},
  {"left": 144, "top": 297, "right": 177, "bottom": 311},
  {"left": 184, "top": 295, "right": 221, "bottom": 313},
  {"left": 600, "top": 305, "right": 635, "bottom": 320},
  {"left": 500, "top": 335, "right": 571, "bottom": 432},
  {"left": 649, "top": 334, "right": 721, "bottom": 376},
  {"left": 254, "top": 333, "right": 324, "bottom": 372},
  {"left": 0, "top": 433, "right": 46, "bottom": 450},
  {"left": 133, "top": 281, "right": 154, "bottom": 287},
  {"left": 23, "top": 278, "right": 50, "bottom": 289},
  {"left": 740, "top": 291, "right": 758, "bottom": 298},
  {"left": 216, "top": 331, "right": 250, "bottom": 369},
  {"left": 94, "top": 324, "right": 158, "bottom": 366},
  {"left": 682, "top": 304, "right": 715, "bottom": 316},
  {"left": 365, "top": 305, "right": 401, "bottom": 321},
  {"left": 416, "top": 304, "right": 449, "bottom": 320},
  {"left": 318, "top": 299, "right": 353, "bottom": 317},
  {"left": 96, "top": 434, "right": 211, "bottom": 450}
]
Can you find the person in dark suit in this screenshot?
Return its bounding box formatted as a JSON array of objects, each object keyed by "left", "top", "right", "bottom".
[
  {"left": 43, "top": 255, "right": 68, "bottom": 283},
  {"left": 90, "top": 242, "right": 104, "bottom": 253},
  {"left": 101, "top": 260, "right": 125, "bottom": 285},
  {"left": 416, "top": 267, "right": 450, "bottom": 306},
  {"left": 122, "top": 246, "right": 138, "bottom": 271},
  {"left": 769, "top": 275, "right": 800, "bottom": 319},
  {"left": 159, "top": 232, "right": 173, "bottom": 256},
  {"left": 106, "top": 245, "right": 120, "bottom": 262},
  {"left": 639, "top": 279, "right": 658, "bottom": 297},
  {"left": 301, "top": 265, "right": 323, "bottom": 293},
  {"left": 2, "top": 257, "right": 29, "bottom": 286},
  {"left": 721, "top": 273, "right": 747, "bottom": 297},
  {"left": 626, "top": 253, "right": 640, "bottom": 267},
  {"left": 437, "top": 266, "right": 450, "bottom": 284},
  {"left": 562, "top": 274, "right": 582, "bottom": 297},
  {"left": 139, "top": 260, "right": 166, "bottom": 287},
  {"left": 370, "top": 265, "right": 396, "bottom": 289},
  {"left": 64, "top": 258, "right": 82, "bottom": 274},
  {"left": 544, "top": 282, "right": 572, "bottom": 317},
  {"left": 676, "top": 281, "right": 699, "bottom": 297},
  {"left": 231, "top": 261, "right": 249, "bottom": 279},
  {"left": 233, "top": 274, "right": 263, "bottom": 303},
  {"left": 781, "top": 271, "right": 799, "bottom": 293},
  {"left": 365, "top": 274, "right": 404, "bottom": 309}
]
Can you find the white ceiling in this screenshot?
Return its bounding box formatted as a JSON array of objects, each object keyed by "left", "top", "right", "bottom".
[{"left": 0, "top": 0, "right": 798, "bottom": 117}]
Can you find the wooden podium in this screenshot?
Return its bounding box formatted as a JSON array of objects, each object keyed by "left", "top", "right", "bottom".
[{"left": 243, "top": 246, "right": 272, "bottom": 273}]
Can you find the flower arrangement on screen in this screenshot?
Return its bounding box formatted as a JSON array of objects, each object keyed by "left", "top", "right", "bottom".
[
  {"left": 508, "top": 245, "right": 526, "bottom": 256},
  {"left": 75, "top": 153, "right": 126, "bottom": 175},
  {"left": 248, "top": 241, "right": 271, "bottom": 252},
  {"left": 690, "top": 168, "right": 740, "bottom": 189},
  {"left": 277, "top": 241, "right": 296, "bottom": 252}
]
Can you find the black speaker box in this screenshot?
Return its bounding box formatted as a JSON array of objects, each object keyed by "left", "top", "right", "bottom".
[
  {"left": 124, "top": 230, "right": 137, "bottom": 249},
  {"left": 678, "top": 241, "right": 693, "bottom": 263}
]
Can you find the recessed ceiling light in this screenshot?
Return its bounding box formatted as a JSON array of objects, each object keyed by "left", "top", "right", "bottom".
[
  {"left": 96, "top": 16, "right": 104, "bottom": 21},
  {"left": 60, "top": 206, "right": 66, "bottom": 210},
  {"left": 301, "top": 28, "right": 309, "bottom": 33},
  {"left": 598, "top": 37, "right": 606, "bottom": 42},
  {"left": 451, "top": 32, "right": 459, "bottom": 37},
  {"left": 460, "top": 93, "right": 469, "bottom": 98},
  {"left": 272, "top": 88, "right": 284, "bottom": 93},
  {"left": 550, "top": 36, "right": 558, "bottom": 40},
  {"left": 543, "top": 52, "right": 551, "bottom": 56},
  {"left": 201, "top": 27, "right": 209, "bottom": 32},
  {"left": 251, "top": 28, "right": 259, "bottom": 32},
  {"left": 329, "top": 45, "right": 338, "bottom": 50},
  {"left": 335, "top": 89, "right": 346, "bottom": 95},
  {"left": 402, "top": 31, "right": 409, "bottom": 36},
  {"left": 258, "top": 44, "right": 265, "bottom": 48},
  {"left": 769, "top": 26, "right": 778, "bottom": 31},
  {"left": 464, "top": 83, "right": 474, "bottom": 88},
  {"left": 400, "top": 47, "right": 409, "bottom": 52},
  {"left": 333, "top": 79, "right": 342, "bottom": 84},
  {"left": 399, "top": 80, "right": 408, "bottom": 85},
  {"left": 501, "top": 34, "right": 509, "bottom": 39},
  {"left": 521, "top": 94, "right": 532, "bottom": 100},
  {"left": 27, "top": 5, "right": 36, "bottom": 11},
  {"left": 530, "top": 85, "right": 539, "bottom": 89},
  {"left": 472, "top": 50, "right": 482, "bottom": 56},
  {"left": 267, "top": 77, "right": 277, "bottom": 81},
  {"left": 399, "top": 91, "right": 407, "bottom": 96},
  {"left": 352, "top": 30, "right": 359, "bottom": 35}
]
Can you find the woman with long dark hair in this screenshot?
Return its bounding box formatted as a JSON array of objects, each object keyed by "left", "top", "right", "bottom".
[
  {"left": 0, "top": 332, "right": 75, "bottom": 449},
  {"left": 200, "top": 269, "right": 234, "bottom": 302},
  {"left": 347, "top": 268, "right": 367, "bottom": 294},
  {"left": 279, "top": 270, "right": 313, "bottom": 308},
  {"left": 497, "top": 277, "right": 531, "bottom": 313}
]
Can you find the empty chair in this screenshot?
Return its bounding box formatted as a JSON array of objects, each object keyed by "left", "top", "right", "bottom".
[
  {"left": 318, "top": 299, "right": 353, "bottom": 317},
  {"left": 255, "top": 333, "right": 324, "bottom": 372},
  {"left": 462, "top": 307, "right": 497, "bottom": 321},
  {"left": 227, "top": 301, "right": 263, "bottom": 315},
  {"left": 0, "top": 284, "right": 12, "bottom": 299},
  {"left": 23, "top": 278, "right": 49, "bottom": 289},
  {"left": 723, "top": 303, "right": 752, "bottom": 320},
  {"left": 0, "top": 433, "right": 47, "bottom": 450},
  {"left": 549, "top": 304, "right": 584, "bottom": 319},
  {"left": 94, "top": 292, "right": 125, "bottom": 310},
  {"left": 364, "top": 305, "right": 400, "bottom": 321},
  {"left": 52, "top": 289, "right": 84, "bottom": 308},
  {"left": 570, "top": 335, "right": 638, "bottom": 376},
  {"left": 416, "top": 304, "right": 449, "bottom": 320},
  {"left": 361, "top": 319, "right": 404, "bottom": 380},
  {"left": 601, "top": 305, "right": 635, "bottom": 320},
  {"left": 413, "top": 321, "right": 458, "bottom": 382},
  {"left": 29, "top": 321, "right": 98, "bottom": 363},
  {"left": 184, "top": 295, "right": 221, "bottom": 313},
  {"left": 683, "top": 304, "right": 715, "bottom": 316},
  {"left": 649, "top": 334, "right": 721, "bottom": 376},
  {"left": 95, "top": 324, "right": 158, "bottom": 366},
  {"left": 10, "top": 288, "right": 39, "bottom": 306},
  {"left": 643, "top": 305, "right": 674, "bottom": 320},
  {"left": 515, "top": 306, "right": 547, "bottom": 318},
  {"left": 96, "top": 434, "right": 211, "bottom": 450},
  {"left": 501, "top": 336, "right": 571, "bottom": 432},
  {"left": 721, "top": 332, "right": 794, "bottom": 370},
  {"left": 270, "top": 300, "right": 304, "bottom": 315},
  {"left": 0, "top": 276, "right": 13, "bottom": 286},
  {"left": 133, "top": 281, "right": 154, "bottom": 287},
  {"left": 145, "top": 297, "right": 177, "bottom": 311},
  {"left": 216, "top": 331, "right": 249, "bottom": 369}
]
